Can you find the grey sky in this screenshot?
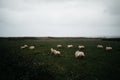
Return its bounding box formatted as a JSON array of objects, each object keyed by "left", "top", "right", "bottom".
[{"left": 0, "top": 0, "right": 120, "bottom": 37}]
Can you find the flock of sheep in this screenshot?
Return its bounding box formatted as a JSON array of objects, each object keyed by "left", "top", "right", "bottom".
[
  {"left": 51, "top": 45, "right": 86, "bottom": 58},
  {"left": 20, "top": 44, "right": 35, "bottom": 49},
  {"left": 97, "top": 44, "right": 112, "bottom": 50},
  {"left": 20, "top": 44, "right": 112, "bottom": 59},
  {"left": 51, "top": 44, "right": 112, "bottom": 58}
]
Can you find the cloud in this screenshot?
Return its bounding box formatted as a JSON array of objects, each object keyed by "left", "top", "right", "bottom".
[
  {"left": 0, "top": 0, "right": 104, "bottom": 25},
  {"left": 0, "top": 0, "right": 120, "bottom": 37},
  {"left": 104, "top": 0, "right": 120, "bottom": 15}
]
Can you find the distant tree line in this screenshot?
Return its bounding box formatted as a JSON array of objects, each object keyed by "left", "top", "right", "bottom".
[
  {"left": 0, "top": 37, "right": 120, "bottom": 41},
  {"left": 102, "top": 38, "right": 120, "bottom": 41}
]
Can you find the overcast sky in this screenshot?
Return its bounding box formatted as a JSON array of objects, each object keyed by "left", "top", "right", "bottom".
[{"left": 0, "top": 0, "right": 120, "bottom": 37}]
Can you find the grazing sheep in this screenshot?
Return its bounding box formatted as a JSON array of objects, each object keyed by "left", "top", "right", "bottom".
[
  {"left": 67, "top": 45, "right": 73, "bottom": 48},
  {"left": 78, "top": 45, "right": 85, "bottom": 49},
  {"left": 20, "top": 44, "right": 28, "bottom": 49},
  {"left": 50, "top": 48, "right": 60, "bottom": 55},
  {"left": 97, "top": 44, "right": 103, "bottom": 48},
  {"left": 20, "top": 46, "right": 26, "bottom": 49},
  {"left": 29, "top": 46, "right": 35, "bottom": 49},
  {"left": 24, "top": 44, "right": 28, "bottom": 48},
  {"left": 57, "top": 45, "right": 62, "bottom": 48},
  {"left": 51, "top": 48, "right": 55, "bottom": 53},
  {"left": 75, "top": 50, "right": 85, "bottom": 58},
  {"left": 54, "top": 50, "right": 61, "bottom": 55},
  {"left": 106, "top": 47, "right": 112, "bottom": 50}
]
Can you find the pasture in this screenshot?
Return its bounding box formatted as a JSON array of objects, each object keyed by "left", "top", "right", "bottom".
[{"left": 0, "top": 38, "right": 120, "bottom": 80}]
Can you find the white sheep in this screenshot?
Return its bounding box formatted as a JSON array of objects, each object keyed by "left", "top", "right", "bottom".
[
  {"left": 75, "top": 50, "right": 85, "bottom": 58},
  {"left": 50, "top": 48, "right": 60, "bottom": 55},
  {"left": 20, "top": 44, "right": 28, "bottom": 49},
  {"left": 57, "top": 45, "right": 62, "bottom": 48},
  {"left": 20, "top": 46, "right": 26, "bottom": 49},
  {"left": 24, "top": 44, "right": 28, "bottom": 48},
  {"left": 51, "top": 48, "right": 55, "bottom": 53},
  {"left": 97, "top": 44, "right": 103, "bottom": 48},
  {"left": 67, "top": 45, "right": 73, "bottom": 48},
  {"left": 78, "top": 45, "right": 85, "bottom": 49},
  {"left": 54, "top": 50, "right": 61, "bottom": 55},
  {"left": 106, "top": 46, "right": 112, "bottom": 50},
  {"left": 29, "top": 46, "right": 35, "bottom": 49}
]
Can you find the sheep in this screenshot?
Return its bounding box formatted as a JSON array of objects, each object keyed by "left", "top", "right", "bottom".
[
  {"left": 57, "top": 45, "right": 62, "bottom": 48},
  {"left": 20, "top": 46, "right": 26, "bottom": 49},
  {"left": 78, "top": 45, "right": 85, "bottom": 49},
  {"left": 50, "top": 48, "right": 60, "bottom": 55},
  {"left": 29, "top": 46, "right": 35, "bottom": 49},
  {"left": 20, "top": 44, "right": 28, "bottom": 49},
  {"left": 54, "top": 50, "right": 61, "bottom": 55},
  {"left": 97, "top": 44, "right": 103, "bottom": 48},
  {"left": 51, "top": 48, "right": 55, "bottom": 53},
  {"left": 75, "top": 50, "right": 85, "bottom": 58},
  {"left": 106, "top": 46, "right": 112, "bottom": 50},
  {"left": 67, "top": 45, "right": 73, "bottom": 48},
  {"left": 24, "top": 44, "right": 28, "bottom": 48}
]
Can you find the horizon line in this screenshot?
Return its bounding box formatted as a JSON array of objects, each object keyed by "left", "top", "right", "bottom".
[{"left": 0, "top": 36, "right": 120, "bottom": 38}]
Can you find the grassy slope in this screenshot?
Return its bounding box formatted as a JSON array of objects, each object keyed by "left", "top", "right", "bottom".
[{"left": 0, "top": 38, "right": 120, "bottom": 80}]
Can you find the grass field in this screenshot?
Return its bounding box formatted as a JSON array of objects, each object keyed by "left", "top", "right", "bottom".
[{"left": 0, "top": 38, "right": 120, "bottom": 80}]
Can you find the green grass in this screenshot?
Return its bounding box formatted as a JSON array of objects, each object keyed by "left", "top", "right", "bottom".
[{"left": 0, "top": 38, "right": 120, "bottom": 80}]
